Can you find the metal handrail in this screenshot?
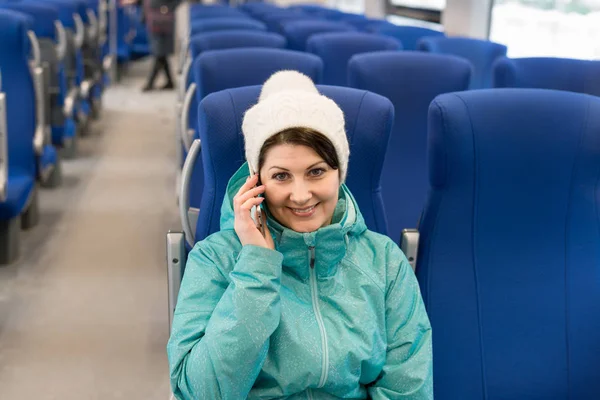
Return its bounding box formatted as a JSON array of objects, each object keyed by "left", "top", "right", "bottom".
[{"left": 180, "top": 83, "right": 196, "bottom": 152}]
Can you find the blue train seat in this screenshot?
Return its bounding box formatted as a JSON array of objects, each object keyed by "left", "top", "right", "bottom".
[
  {"left": 190, "top": 18, "right": 267, "bottom": 36},
  {"left": 179, "top": 48, "right": 323, "bottom": 224},
  {"left": 416, "top": 89, "right": 600, "bottom": 399},
  {"left": 0, "top": 10, "right": 41, "bottom": 263},
  {"left": 168, "top": 84, "right": 394, "bottom": 327},
  {"left": 177, "top": 31, "right": 287, "bottom": 168},
  {"left": 280, "top": 19, "right": 356, "bottom": 51},
  {"left": 493, "top": 57, "right": 600, "bottom": 96},
  {"left": 418, "top": 36, "right": 507, "bottom": 89},
  {"left": 370, "top": 25, "right": 444, "bottom": 51},
  {"left": 190, "top": 4, "right": 249, "bottom": 21},
  {"left": 306, "top": 32, "right": 401, "bottom": 86},
  {"left": 348, "top": 51, "right": 471, "bottom": 244}
]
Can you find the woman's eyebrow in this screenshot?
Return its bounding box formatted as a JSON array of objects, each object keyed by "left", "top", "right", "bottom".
[{"left": 268, "top": 161, "right": 326, "bottom": 172}]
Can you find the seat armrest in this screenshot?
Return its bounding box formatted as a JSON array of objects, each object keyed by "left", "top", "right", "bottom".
[
  {"left": 400, "top": 229, "right": 420, "bottom": 272},
  {"left": 166, "top": 231, "right": 187, "bottom": 331}
]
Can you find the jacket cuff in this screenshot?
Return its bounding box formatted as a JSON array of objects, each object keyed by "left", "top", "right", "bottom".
[{"left": 234, "top": 245, "right": 284, "bottom": 274}]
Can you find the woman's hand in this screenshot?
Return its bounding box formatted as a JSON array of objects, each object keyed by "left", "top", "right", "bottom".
[{"left": 233, "top": 174, "right": 275, "bottom": 250}]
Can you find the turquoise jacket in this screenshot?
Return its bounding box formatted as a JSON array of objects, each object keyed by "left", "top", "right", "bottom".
[{"left": 167, "top": 164, "right": 433, "bottom": 399}]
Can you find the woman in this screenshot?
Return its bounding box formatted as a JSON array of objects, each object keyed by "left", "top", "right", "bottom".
[
  {"left": 141, "top": 0, "right": 178, "bottom": 91},
  {"left": 167, "top": 71, "right": 433, "bottom": 399}
]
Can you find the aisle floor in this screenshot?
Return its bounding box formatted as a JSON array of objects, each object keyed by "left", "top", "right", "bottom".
[{"left": 0, "top": 59, "right": 179, "bottom": 399}]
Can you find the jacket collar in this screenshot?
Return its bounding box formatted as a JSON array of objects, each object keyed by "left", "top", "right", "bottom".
[{"left": 221, "top": 163, "right": 367, "bottom": 281}]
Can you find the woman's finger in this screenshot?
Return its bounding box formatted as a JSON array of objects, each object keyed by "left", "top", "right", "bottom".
[
  {"left": 235, "top": 185, "right": 265, "bottom": 209},
  {"left": 238, "top": 196, "right": 265, "bottom": 213},
  {"left": 233, "top": 175, "right": 260, "bottom": 205}
]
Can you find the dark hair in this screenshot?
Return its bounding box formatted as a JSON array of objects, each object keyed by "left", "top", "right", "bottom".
[{"left": 258, "top": 127, "right": 340, "bottom": 174}]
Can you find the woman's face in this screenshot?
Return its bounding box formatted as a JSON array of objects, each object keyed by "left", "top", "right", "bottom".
[{"left": 259, "top": 144, "right": 340, "bottom": 233}]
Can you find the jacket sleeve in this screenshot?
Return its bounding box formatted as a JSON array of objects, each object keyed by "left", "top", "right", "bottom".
[
  {"left": 167, "top": 240, "right": 284, "bottom": 400},
  {"left": 368, "top": 244, "right": 433, "bottom": 400}
]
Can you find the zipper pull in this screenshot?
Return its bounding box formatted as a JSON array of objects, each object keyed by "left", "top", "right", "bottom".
[{"left": 309, "top": 246, "right": 315, "bottom": 269}]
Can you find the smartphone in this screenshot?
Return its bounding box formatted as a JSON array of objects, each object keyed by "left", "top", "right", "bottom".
[{"left": 248, "top": 162, "right": 266, "bottom": 238}]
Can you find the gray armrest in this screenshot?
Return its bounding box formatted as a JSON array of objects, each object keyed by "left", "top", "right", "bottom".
[
  {"left": 87, "top": 9, "right": 98, "bottom": 40},
  {"left": 63, "top": 86, "right": 79, "bottom": 118},
  {"left": 73, "top": 14, "right": 85, "bottom": 49},
  {"left": 28, "top": 31, "right": 46, "bottom": 155},
  {"left": 178, "top": 54, "right": 192, "bottom": 103},
  {"left": 166, "top": 231, "right": 186, "bottom": 330},
  {"left": 55, "top": 21, "right": 67, "bottom": 61},
  {"left": 0, "top": 88, "right": 7, "bottom": 202},
  {"left": 400, "top": 229, "right": 420, "bottom": 272},
  {"left": 180, "top": 83, "right": 196, "bottom": 152},
  {"left": 179, "top": 139, "right": 201, "bottom": 247}
]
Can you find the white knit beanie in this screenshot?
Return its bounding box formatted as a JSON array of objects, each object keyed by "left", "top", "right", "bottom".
[{"left": 242, "top": 70, "right": 350, "bottom": 182}]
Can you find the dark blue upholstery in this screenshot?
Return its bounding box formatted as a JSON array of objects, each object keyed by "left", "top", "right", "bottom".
[
  {"left": 280, "top": 20, "right": 355, "bottom": 51},
  {"left": 348, "top": 51, "right": 471, "bottom": 243},
  {"left": 261, "top": 13, "right": 318, "bottom": 34},
  {"left": 0, "top": 2, "right": 57, "bottom": 39},
  {"left": 493, "top": 57, "right": 600, "bottom": 96},
  {"left": 418, "top": 36, "right": 506, "bottom": 89},
  {"left": 306, "top": 32, "right": 401, "bottom": 86},
  {"left": 188, "top": 48, "right": 323, "bottom": 211},
  {"left": 0, "top": 10, "right": 36, "bottom": 219},
  {"left": 195, "top": 85, "right": 393, "bottom": 242},
  {"left": 35, "top": 0, "right": 75, "bottom": 29},
  {"left": 190, "top": 18, "right": 266, "bottom": 36},
  {"left": 417, "top": 88, "right": 600, "bottom": 399},
  {"left": 190, "top": 5, "right": 248, "bottom": 21},
  {"left": 370, "top": 25, "right": 444, "bottom": 51},
  {"left": 189, "top": 30, "right": 286, "bottom": 59}
]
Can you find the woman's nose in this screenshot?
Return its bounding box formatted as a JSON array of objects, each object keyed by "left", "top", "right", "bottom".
[{"left": 290, "top": 180, "right": 312, "bottom": 205}]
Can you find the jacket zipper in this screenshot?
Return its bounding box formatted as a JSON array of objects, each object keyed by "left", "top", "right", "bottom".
[{"left": 308, "top": 246, "right": 329, "bottom": 388}]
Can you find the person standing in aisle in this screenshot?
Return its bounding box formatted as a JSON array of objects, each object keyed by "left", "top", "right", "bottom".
[{"left": 141, "top": 0, "right": 180, "bottom": 91}]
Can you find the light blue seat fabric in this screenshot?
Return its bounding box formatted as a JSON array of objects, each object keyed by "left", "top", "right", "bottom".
[
  {"left": 187, "top": 48, "right": 323, "bottom": 215},
  {"left": 370, "top": 25, "right": 444, "bottom": 51},
  {"left": 306, "top": 32, "right": 401, "bottom": 86},
  {"left": 280, "top": 19, "right": 356, "bottom": 51},
  {"left": 190, "top": 18, "right": 267, "bottom": 36},
  {"left": 493, "top": 57, "right": 600, "bottom": 96},
  {"left": 417, "top": 88, "right": 600, "bottom": 399},
  {"left": 348, "top": 51, "right": 471, "bottom": 244},
  {"left": 418, "top": 36, "right": 507, "bottom": 89},
  {"left": 194, "top": 84, "right": 393, "bottom": 242},
  {"left": 0, "top": 10, "right": 37, "bottom": 219}
]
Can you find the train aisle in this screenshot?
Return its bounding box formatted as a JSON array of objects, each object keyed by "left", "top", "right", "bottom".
[{"left": 0, "top": 59, "right": 178, "bottom": 399}]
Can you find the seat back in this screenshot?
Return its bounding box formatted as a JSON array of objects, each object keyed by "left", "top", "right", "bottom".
[
  {"left": 195, "top": 85, "right": 393, "bottom": 242},
  {"left": 189, "top": 30, "right": 286, "bottom": 59},
  {"left": 417, "top": 88, "right": 600, "bottom": 399},
  {"left": 371, "top": 25, "right": 444, "bottom": 50},
  {"left": 190, "top": 5, "right": 248, "bottom": 20},
  {"left": 418, "top": 36, "right": 506, "bottom": 89},
  {"left": 188, "top": 48, "right": 323, "bottom": 210},
  {"left": 281, "top": 20, "right": 355, "bottom": 51},
  {"left": 190, "top": 18, "right": 266, "bottom": 36},
  {"left": 0, "top": 10, "right": 36, "bottom": 177},
  {"left": 493, "top": 57, "right": 600, "bottom": 96},
  {"left": 348, "top": 51, "right": 471, "bottom": 243},
  {"left": 306, "top": 32, "right": 401, "bottom": 86},
  {"left": 0, "top": 2, "right": 57, "bottom": 40}
]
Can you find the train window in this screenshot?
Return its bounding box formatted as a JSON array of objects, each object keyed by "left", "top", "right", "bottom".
[
  {"left": 385, "top": 0, "right": 446, "bottom": 24},
  {"left": 490, "top": 0, "right": 600, "bottom": 59}
]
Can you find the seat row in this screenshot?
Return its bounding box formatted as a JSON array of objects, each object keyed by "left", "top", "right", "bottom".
[
  {"left": 166, "top": 4, "right": 600, "bottom": 399},
  {"left": 175, "top": 2, "right": 600, "bottom": 247},
  {"left": 0, "top": 0, "right": 112, "bottom": 264}
]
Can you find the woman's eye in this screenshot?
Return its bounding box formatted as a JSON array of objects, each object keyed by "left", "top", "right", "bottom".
[
  {"left": 272, "top": 172, "right": 289, "bottom": 181},
  {"left": 309, "top": 168, "right": 325, "bottom": 177}
]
